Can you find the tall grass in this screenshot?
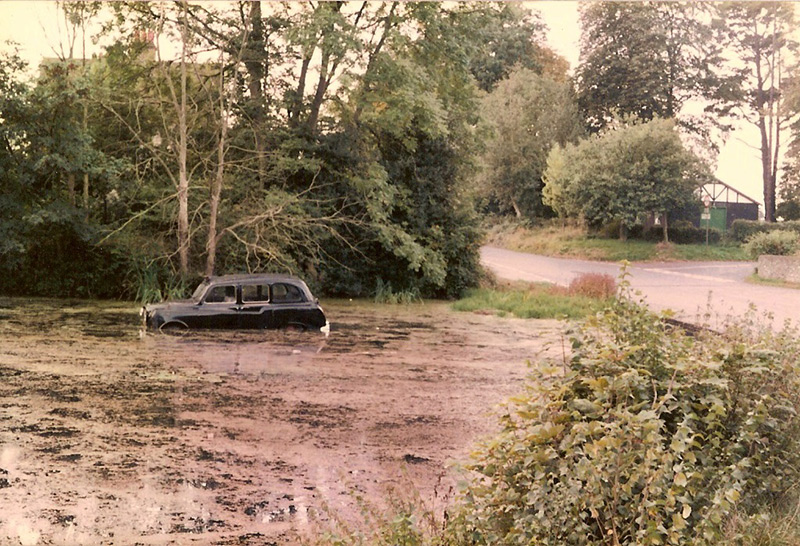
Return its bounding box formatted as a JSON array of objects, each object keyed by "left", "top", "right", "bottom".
[{"left": 452, "top": 278, "right": 612, "bottom": 320}]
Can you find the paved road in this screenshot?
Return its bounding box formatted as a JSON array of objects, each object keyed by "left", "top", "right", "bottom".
[{"left": 481, "top": 246, "right": 799, "bottom": 328}]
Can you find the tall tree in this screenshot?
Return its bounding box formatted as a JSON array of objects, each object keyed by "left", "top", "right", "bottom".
[
  {"left": 719, "top": 2, "right": 799, "bottom": 223},
  {"left": 57, "top": 1, "right": 104, "bottom": 210},
  {"left": 100, "top": 1, "right": 224, "bottom": 277},
  {"left": 575, "top": 2, "right": 737, "bottom": 151},
  {"left": 452, "top": 3, "right": 556, "bottom": 92},
  {"left": 778, "top": 70, "right": 800, "bottom": 220},
  {"left": 0, "top": 49, "right": 33, "bottom": 272},
  {"left": 477, "top": 68, "right": 584, "bottom": 219}
]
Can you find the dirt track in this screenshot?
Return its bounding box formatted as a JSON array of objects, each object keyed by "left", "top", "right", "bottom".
[{"left": 0, "top": 298, "right": 563, "bottom": 545}]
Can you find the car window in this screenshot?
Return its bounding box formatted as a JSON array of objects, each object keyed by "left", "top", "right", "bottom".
[
  {"left": 204, "top": 284, "right": 236, "bottom": 303},
  {"left": 271, "top": 283, "right": 304, "bottom": 303},
  {"left": 242, "top": 284, "right": 269, "bottom": 303},
  {"left": 191, "top": 280, "right": 210, "bottom": 302}
]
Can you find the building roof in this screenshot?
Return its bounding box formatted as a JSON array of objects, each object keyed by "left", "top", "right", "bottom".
[{"left": 699, "top": 178, "right": 760, "bottom": 206}]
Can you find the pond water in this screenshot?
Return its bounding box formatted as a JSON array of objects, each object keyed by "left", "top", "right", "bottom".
[{"left": 0, "top": 297, "right": 562, "bottom": 544}]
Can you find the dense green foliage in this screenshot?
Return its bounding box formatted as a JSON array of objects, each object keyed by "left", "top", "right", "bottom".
[
  {"left": 476, "top": 68, "right": 584, "bottom": 219},
  {"left": 744, "top": 230, "right": 800, "bottom": 258},
  {"left": 543, "top": 118, "right": 708, "bottom": 240},
  {"left": 730, "top": 219, "right": 800, "bottom": 243},
  {"left": 459, "top": 3, "right": 552, "bottom": 93},
  {"left": 777, "top": 178, "right": 800, "bottom": 221},
  {"left": 2, "top": 3, "right": 568, "bottom": 301},
  {"left": 453, "top": 284, "right": 800, "bottom": 545},
  {"left": 575, "top": 3, "right": 736, "bottom": 146}
]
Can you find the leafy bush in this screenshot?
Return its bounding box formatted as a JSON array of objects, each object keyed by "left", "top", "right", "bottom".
[
  {"left": 567, "top": 272, "right": 616, "bottom": 299},
  {"left": 744, "top": 230, "right": 800, "bottom": 258},
  {"left": 0, "top": 203, "right": 134, "bottom": 299},
  {"left": 374, "top": 278, "right": 423, "bottom": 304},
  {"left": 730, "top": 220, "right": 766, "bottom": 242},
  {"left": 730, "top": 219, "right": 800, "bottom": 243},
  {"left": 639, "top": 220, "right": 721, "bottom": 245},
  {"left": 452, "top": 281, "right": 800, "bottom": 545}
]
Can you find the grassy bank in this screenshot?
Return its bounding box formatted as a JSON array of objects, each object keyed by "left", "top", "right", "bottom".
[
  {"left": 453, "top": 285, "right": 603, "bottom": 319},
  {"left": 486, "top": 220, "right": 750, "bottom": 262},
  {"left": 746, "top": 273, "right": 800, "bottom": 290},
  {"left": 453, "top": 274, "right": 616, "bottom": 320}
]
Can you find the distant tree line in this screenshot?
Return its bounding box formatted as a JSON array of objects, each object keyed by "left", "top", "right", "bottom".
[
  {"left": 479, "top": 1, "right": 800, "bottom": 231},
  {"left": 1, "top": 1, "right": 798, "bottom": 300}
]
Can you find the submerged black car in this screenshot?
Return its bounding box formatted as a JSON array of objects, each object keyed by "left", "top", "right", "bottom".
[{"left": 141, "top": 274, "right": 329, "bottom": 333}]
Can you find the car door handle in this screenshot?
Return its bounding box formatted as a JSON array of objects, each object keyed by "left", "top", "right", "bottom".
[{"left": 236, "top": 306, "right": 263, "bottom": 313}]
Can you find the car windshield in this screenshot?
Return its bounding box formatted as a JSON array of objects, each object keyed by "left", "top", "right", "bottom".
[{"left": 191, "top": 280, "right": 210, "bottom": 303}]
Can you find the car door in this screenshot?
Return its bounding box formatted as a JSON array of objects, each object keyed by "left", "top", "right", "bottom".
[
  {"left": 194, "top": 283, "right": 240, "bottom": 328},
  {"left": 239, "top": 283, "right": 272, "bottom": 328},
  {"left": 268, "top": 282, "right": 307, "bottom": 329}
]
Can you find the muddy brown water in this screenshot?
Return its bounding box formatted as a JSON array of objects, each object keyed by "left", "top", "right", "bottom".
[{"left": 0, "top": 298, "right": 563, "bottom": 545}]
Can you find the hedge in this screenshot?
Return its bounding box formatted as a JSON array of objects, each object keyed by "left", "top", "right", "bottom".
[{"left": 730, "top": 219, "right": 800, "bottom": 243}]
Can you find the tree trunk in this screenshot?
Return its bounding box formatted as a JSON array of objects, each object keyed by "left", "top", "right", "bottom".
[
  {"left": 760, "top": 115, "right": 775, "bottom": 222},
  {"left": 306, "top": 52, "right": 330, "bottom": 136},
  {"left": 662, "top": 213, "right": 669, "bottom": 243},
  {"left": 353, "top": 3, "right": 396, "bottom": 125},
  {"left": 205, "top": 55, "right": 228, "bottom": 278},
  {"left": 289, "top": 56, "right": 312, "bottom": 129},
  {"left": 82, "top": 94, "right": 89, "bottom": 210},
  {"left": 619, "top": 222, "right": 628, "bottom": 242},
  {"left": 752, "top": 7, "right": 780, "bottom": 223},
  {"left": 244, "top": 1, "right": 267, "bottom": 184},
  {"left": 67, "top": 173, "right": 76, "bottom": 206},
  {"left": 511, "top": 199, "right": 522, "bottom": 219},
  {"left": 177, "top": 1, "right": 190, "bottom": 275}
]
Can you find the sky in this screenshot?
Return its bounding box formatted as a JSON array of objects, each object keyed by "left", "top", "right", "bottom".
[{"left": 0, "top": 1, "right": 780, "bottom": 206}]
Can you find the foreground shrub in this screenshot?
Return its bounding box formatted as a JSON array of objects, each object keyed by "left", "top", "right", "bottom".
[
  {"left": 453, "top": 282, "right": 800, "bottom": 545},
  {"left": 744, "top": 230, "right": 800, "bottom": 258}
]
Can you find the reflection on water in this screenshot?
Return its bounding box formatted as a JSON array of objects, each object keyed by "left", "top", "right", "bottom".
[
  {"left": 142, "top": 330, "right": 330, "bottom": 375},
  {"left": 140, "top": 318, "right": 433, "bottom": 376},
  {"left": 0, "top": 297, "right": 437, "bottom": 378}
]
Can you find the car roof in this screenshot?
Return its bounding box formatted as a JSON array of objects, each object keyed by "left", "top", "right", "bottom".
[{"left": 205, "top": 273, "right": 308, "bottom": 285}]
